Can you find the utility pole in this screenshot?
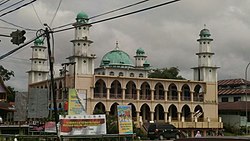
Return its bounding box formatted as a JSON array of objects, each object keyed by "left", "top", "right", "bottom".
[{"left": 45, "top": 26, "right": 59, "bottom": 136}]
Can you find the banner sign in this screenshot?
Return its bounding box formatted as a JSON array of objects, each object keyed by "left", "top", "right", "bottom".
[
  {"left": 44, "top": 121, "right": 56, "bottom": 133},
  {"left": 117, "top": 105, "right": 133, "bottom": 134},
  {"left": 59, "top": 114, "right": 106, "bottom": 135},
  {"left": 68, "top": 89, "right": 86, "bottom": 115}
]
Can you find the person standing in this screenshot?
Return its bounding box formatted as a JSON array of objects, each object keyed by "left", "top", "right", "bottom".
[{"left": 195, "top": 131, "right": 202, "bottom": 137}]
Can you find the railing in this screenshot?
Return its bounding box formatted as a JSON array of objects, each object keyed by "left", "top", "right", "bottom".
[
  {"left": 182, "top": 96, "right": 191, "bottom": 101},
  {"left": 140, "top": 95, "right": 151, "bottom": 100},
  {"left": 94, "top": 93, "right": 107, "bottom": 98},
  {"left": 110, "top": 94, "right": 122, "bottom": 99},
  {"left": 194, "top": 97, "right": 204, "bottom": 102},
  {"left": 125, "top": 94, "right": 137, "bottom": 99},
  {"left": 168, "top": 96, "right": 178, "bottom": 101},
  {"left": 154, "top": 95, "right": 165, "bottom": 100}
]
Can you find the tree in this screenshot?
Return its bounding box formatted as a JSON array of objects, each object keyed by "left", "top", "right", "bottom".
[
  {"left": 0, "top": 65, "right": 15, "bottom": 102},
  {"left": 148, "top": 67, "right": 185, "bottom": 80},
  {"left": 0, "top": 65, "right": 14, "bottom": 81}
]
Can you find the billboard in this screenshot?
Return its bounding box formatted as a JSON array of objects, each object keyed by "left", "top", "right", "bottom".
[
  {"left": 44, "top": 121, "right": 56, "bottom": 133},
  {"left": 68, "top": 89, "right": 87, "bottom": 115},
  {"left": 27, "top": 88, "right": 49, "bottom": 118},
  {"left": 117, "top": 105, "right": 133, "bottom": 134},
  {"left": 59, "top": 115, "right": 106, "bottom": 135}
]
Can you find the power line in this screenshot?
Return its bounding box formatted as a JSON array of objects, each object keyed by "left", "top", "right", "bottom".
[
  {"left": 0, "top": 0, "right": 37, "bottom": 18},
  {"left": 0, "top": 32, "right": 45, "bottom": 60},
  {"left": 0, "top": 0, "right": 10, "bottom": 6},
  {"left": 0, "top": 0, "right": 181, "bottom": 60},
  {"left": 0, "top": 0, "right": 25, "bottom": 13},
  {"left": 31, "top": 3, "right": 43, "bottom": 26},
  {"left": 90, "top": 0, "right": 149, "bottom": 19},
  {"left": 49, "top": 0, "right": 62, "bottom": 26},
  {"left": 53, "top": 0, "right": 181, "bottom": 34},
  {"left": 0, "top": 18, "right": 37, "bottom": 31},
  {"left": 52, "top": 0, "right": 150, "bottom": 30}
]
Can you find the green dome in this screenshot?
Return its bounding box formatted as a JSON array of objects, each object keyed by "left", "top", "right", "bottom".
[
  {"left": 76, "top": 11, "right": 88, "bottom": 23},
  {"left": 100, "top": 48, "right": 134, "bottom": 68},
  {"left": 136, "top": 48, "right": 145, "bottom": 55},
  {"left": 199, "top": 28, "right": 211, "bottom": 37},
  {"left": 34, "top": 38, "right": 44, "bottom": 46}
]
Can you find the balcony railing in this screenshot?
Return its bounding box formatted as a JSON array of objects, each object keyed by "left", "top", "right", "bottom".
[
  {"left": 140, "top": 95, "right": 151, "bottom": 100},
  {"left": 94, "top": 93, "right": 107, "bottom": 98},
  {"left": 154, "top": 95, "right": 165, "bottom": 100},
  {"left": 110, "top": 94, "right": 122, "bottom": 99},
  {"left": 125, "top": 94, "right": 137, "bottom": 99},
  {"left": 168, "top": 96, "right": 178, "bottom": 101}
]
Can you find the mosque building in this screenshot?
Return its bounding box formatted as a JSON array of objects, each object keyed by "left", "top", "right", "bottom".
[{"left": 27, "top": 12, "right": 223, "bottom": 137}]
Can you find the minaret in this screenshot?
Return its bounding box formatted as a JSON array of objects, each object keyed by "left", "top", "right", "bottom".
[
  {"left": 67, "top": 12, "right": 95, "bottom": 75},
  {"left": 134, "top": 48, "right": 147, "bottom": 68},
  {"left": 192, "top": 27, "right": 219, "bottom": 82},
  {"left": 27, "top": 38, "right": 48, "bottom": 84}
]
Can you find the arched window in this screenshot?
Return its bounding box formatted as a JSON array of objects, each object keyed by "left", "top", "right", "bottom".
[
  {"left": 139, "top": 73, "right": 143, "bottom": 77},
  {"left": 119, "top": 72, "right": 123, "bottom": 76},
  {"left": 110, "top": 71, "right": 114, "bottom": 76},
  {"left": 130, "top": 73, "right": 134, "bottom": 77}
]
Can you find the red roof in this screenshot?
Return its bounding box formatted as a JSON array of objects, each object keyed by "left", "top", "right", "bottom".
[
  {"left": 219, "top": 101, "right": 250, "bottom": 111},
  {"left": 218, "top": 78, "right": 250, "bottom": 86},
  {"left": 218, "top": 89, "right": 250, "bottom": 95}
]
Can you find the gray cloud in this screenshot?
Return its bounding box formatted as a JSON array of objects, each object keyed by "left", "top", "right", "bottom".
[{"left": 1, "top": 0, "right": 250, "bottom": 91}]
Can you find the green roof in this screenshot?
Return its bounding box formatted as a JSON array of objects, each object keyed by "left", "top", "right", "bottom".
[
  {"left": 198, "top": 28, "right": 213, "bottom": 41},
  {"left": 100, "top": 48, "right": 134, "bottom": 68},
  {"left": 34, "top": 38, "right": 44, "bottom": 46},
  {"left": 76, "top": 11, "right": 88, "bottom": 23},
  {"left": 136, "top": 48, "right": 145, "bottom": 56}
]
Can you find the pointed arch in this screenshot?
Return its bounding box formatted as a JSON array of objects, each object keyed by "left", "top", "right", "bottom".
[
  {"left": 140, "top": 103, "right": 150, "bottom": 122},
  {"left": 181, "top": 105, "right": 191, "bottom": 121},
  {"left": 168, "top": 83, "right": 178, "bottom": 101},
  {"left": 154, "top": 104, "right": 164, "bottom": 121},
  {"left": 194, "top": 84, "right": 204, "bottom": 102},
  {"left": 110, "top": 80, "right": 122, "bottom": 99},
  {"left": 194, "top": 105, "right": 204, "bottom": 122},
  {"left": 168, "top": 104, "right": 178, "bottom": 121},
  {"left": 128, "top": 103, "right": 136, "bottom": 119},
  {"left": 93, "top": 102, "right": 106, "bottom": 114},
  {"left": 110, "top": 103, "right": 119, "bottom": 116},
  {"left": 140, "top": 82, "right": 151, "bottom": 100},
  {"left": 125, "top": 81, "right": 137, "bottom": 99},
  {"left": 182, "top": 84, "right": 191, "bottom": 101},
  {"left": 94, "top": 79, "right": 107, "bottom": 98},
  {"left": 154, "top": 83, "right": 164, "bottom": 100}
]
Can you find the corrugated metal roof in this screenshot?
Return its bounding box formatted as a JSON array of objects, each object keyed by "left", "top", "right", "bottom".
[{"left": 219, "top": 101, "right": 250, "bottom": 111}]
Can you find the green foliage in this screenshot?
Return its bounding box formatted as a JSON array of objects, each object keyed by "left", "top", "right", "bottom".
[
  {"left": 149, "top": 67, "right": 185, "bottom": 80},
  {"left": 0, "top": 65, "right": 14, "bottom": 81}
]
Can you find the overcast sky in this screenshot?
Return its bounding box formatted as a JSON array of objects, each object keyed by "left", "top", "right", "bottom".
[{"left": 1, "top": 0, "right": 250, "bottom": 91}]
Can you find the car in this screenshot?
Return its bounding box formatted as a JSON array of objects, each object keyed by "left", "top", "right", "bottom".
[{"left": 147, "top": 123, "right": 181, "bottom": 140}]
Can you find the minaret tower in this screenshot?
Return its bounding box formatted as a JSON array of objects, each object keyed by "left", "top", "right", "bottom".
[
  {"left": 134, "top": 48, "right": 147, "bottom": 68},
  {"left": 192, "top": 27, "right": 219, "bottom": 82},
  {"left": 67, "top": 12, "right": 95, "bottom": 75},
  {"left": 27, "top": 38, "right": 48, "bottom": 84}
]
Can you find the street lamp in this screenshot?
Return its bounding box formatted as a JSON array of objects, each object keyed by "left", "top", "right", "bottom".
[{"left": 245, "top": 62, "right": 250, "bottom": 134}]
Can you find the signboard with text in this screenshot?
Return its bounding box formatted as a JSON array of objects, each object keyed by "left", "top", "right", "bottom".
[
  {"left": 59, "top": 114, "right": 106, "bottom": 135},
  {"left": 117, "top": 105, "right": 133, "bottom": 134},
  {"left": 68, "top": 89, "right": 86, "bottom": 115}
]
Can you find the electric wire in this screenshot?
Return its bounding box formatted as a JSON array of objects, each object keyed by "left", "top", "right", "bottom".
[
  {"left": 52, "top": 0, "right": 150, "bottom": 30},
  {"left": 0, "top": 0, "right": 37, "bottom": 18},
  {"left": 0, "top": 18, "right": 37, "bottom": 31},
  {"left": 49, "top": 0, "right": 62, "bottom": 26},
  {"left": 0, "top": 32, "right": 45, "bottom": 60},
  {"left": 31, "top": 3, "right": 43, "bottom": 26},
  {"left": 90, "top": 0, "right": 149, "bottom": 19},
  {"left": 0, "top": 0, "right": 180, "bottom": 60},
  {"left": 0, "top": 0, "right": 25, "bottom": 13},
  {"left": 53, "top": 0, "right": 180, "bottom": 34},
  {"left": 0, "top": 0, "right": 10, "bottom": 6},
  {"left": 0, "top": 0, "right": 5, "bottom": 4}
]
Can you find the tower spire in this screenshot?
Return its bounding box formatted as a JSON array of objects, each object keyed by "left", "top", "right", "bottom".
[{"left": 115, "top": 41, "right": 119, "bottom": 50}]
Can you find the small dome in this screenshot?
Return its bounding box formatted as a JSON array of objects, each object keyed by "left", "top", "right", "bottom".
[
  {"left": 76, "top": 11, "right": 88, "bottom": 23},
  {"left": 136, "top": 48, "right": 145, "bottom": 55},
  {"left": 100, "top": 49, "right": 134, "bottom": 68},
  {"left": 199, "top": 28, "right": 211, "bottom": 37},
  {"left": 34, "top": 38, "right": 44, "bottom": 46}
]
